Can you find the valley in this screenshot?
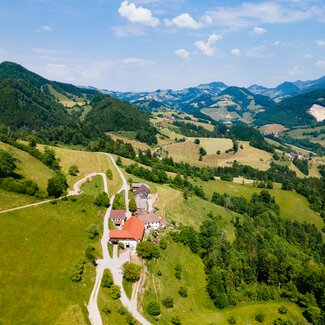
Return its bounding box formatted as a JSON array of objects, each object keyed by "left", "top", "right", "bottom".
[{"left": 0, "top": 61, "right": 324, "bottom": 325}]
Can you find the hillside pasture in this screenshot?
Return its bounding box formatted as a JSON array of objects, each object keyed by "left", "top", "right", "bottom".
[
  {"left": 108, "top": 132, "right": 150, "bottom": 151},
  {"left": 141, "top": 241, "right": 305, "bottom": 325},
  {"left": 0, "top": 189, "right": 41, "bottom": 211},
  {"left": 260, "top": 123, "right": 287, "bottom": 134},
  {"left": 0, "top": 141, "right": 54, "bottom": 191},
  {"left": 47, "top": 84, "right": 85, "bottom": 108},
  {"left": 198, "top": 178, "right": 324, "bottom": 230},
  {"left": 38, "top": 146, "right": 122, "bottom": 195},
  {"left": 188, "top": 137, "right": 233, "bottom": 155},
  {"left": 0, "top": 195, "right": 104, "bottom": 325}
]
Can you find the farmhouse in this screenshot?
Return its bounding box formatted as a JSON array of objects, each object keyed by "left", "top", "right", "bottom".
[
  {"left": 109, "top": 210, "right": 127, "bottom": 227},
  {"left": 109, "top": 215, "right": 145, "bottom": 249},
  {"left": 132, "top": 183, "right": 150, "bottom": 210},
  {"left": 135, "top": 209, "right": 166, "bottom": 230}
]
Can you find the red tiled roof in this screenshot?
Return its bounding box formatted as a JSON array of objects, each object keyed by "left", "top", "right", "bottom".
[
  {"left": 109, "top": 210, "right": 126, "bottom": 220},
  {"left": 109, "top": 215, "right": 144, "bottom": 241}
]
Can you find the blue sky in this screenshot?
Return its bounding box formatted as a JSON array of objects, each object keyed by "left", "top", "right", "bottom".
[{"left": 0, "top": 0, "right": 325, "bottom": 91}]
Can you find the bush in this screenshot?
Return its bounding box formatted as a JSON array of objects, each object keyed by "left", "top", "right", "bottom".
[
  {"left": 159, "top": 238, "right": 167, "bottom": 250},
  {"left": 102, "top": 271, "right": 113, "bottom": 288},
  {"left": 68, "top": 164, "right": 79, "bottom": 176},
  {"left": 227, "top": 316, "right": 236, "bottom": 324},
  {"left": 94, "top": 192, "right": 110, "bottom": 207},
  {"left": 255, "top": 312, "right": 265, "bottom": 322},
  {"left": 0, "top": 150, "right": 16, "bottom": 177},
  {"left": 278, "top": 306, "right": 288, "bottom": 314},
  {"left": 106, "top": 168, "right": 113, "bottom": 180},
  {"left": 146, "top": 300, "right": 160, "bottom": 316},
  {"left": 70, "top": 259, "right": 85, "bottom": 282},
  {"left": 136, "top": 241, "right": 154, "bottom": 259},
  {"left": 87, "top": 224, "right": 99, "bottom": 239},
  {"left": 175, "top": 264, "right": 182, "bottom": 279},
  {"left": 123, "top": 262, "right": 142, "bottom": 282},
  {"left": 178, "top": 286, "right": 188, "bottom": 297},
  {"left": 162, "top": 296, "right": 174, "bottom": 308},
  {"left": 109, "top": 284, "right": 121, "bottom": 300},
  {"left": 171, "top": 316, "right": 181, "bottom": 325},
  {"left": 102, "top": 304, "right": 111, "bottom": 314},
  {"left": 85, "top": 244, "right": 95, "bottom": 260},
  {"left": 194, "top": 139, "right": 200, "bottom": 145},
  {"left": 47, "top": 173, "right": 68, "bottom": 198}
]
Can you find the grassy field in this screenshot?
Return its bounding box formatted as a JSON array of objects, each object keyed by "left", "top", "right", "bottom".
[
  {"left": 47, "top": 84, "right": 85, "bottom": 108},
  {"left": 141, "top": 240, "right": 305, "bottom": 325},
  {"left": 0, "top": 141, "right": 54, "bottom": 191},
  {"left": 0, "top": 189, "right": 41, "bottom": 211},
  {"left": 108, "top": 132, "right": 150, "bottom": 151},
  {"left": 81, "top": 175, "right": 104, "bottom": 197},
  {"left": 260, "top": 123, "right": 287, "bottom": 134},
  {"left": 197, "top": 179, "right": 324, "bottom": 230},
  {"left": 187, "top": 137, "right": 233, "bottom": 155},
  {"left": 0, "top": 195, "right": 104, "bottom": 325},
  {"left": 38, "top": 146, "right": 122, "bottom": 195}
]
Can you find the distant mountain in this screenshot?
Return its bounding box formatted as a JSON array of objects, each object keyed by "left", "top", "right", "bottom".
[
  {"left": 255, "top": 89, "right": 325, "bottom": 127},
  {"left": 248, "top": 76, "right": 325, "bottom": 101}
]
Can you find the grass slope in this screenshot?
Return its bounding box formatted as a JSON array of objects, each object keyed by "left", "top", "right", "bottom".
[
  {"left": 0, "top": 141, "right": 54, "bottom": 190},
  {"left": 198, "top": 179, "right": 324, "bottom": 230},
  {"left": 39, "top": 146, "right": 122, "bottom": 195},
  {"left": 141, "top": 241, "right": 305, "bottom": 325},
  {"left": 0, "top": 195, "right": 104, "bottom": 325},
  {"left": 0, "top": 189, "right": 41, "bottom": 211}
]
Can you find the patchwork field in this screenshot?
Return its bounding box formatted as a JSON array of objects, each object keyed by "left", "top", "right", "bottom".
[
  {"left": 284, "top": 125, "right": 325, "bottom": 146},
  {"left": 0, "top": 141, "right": 54, "bottom": 191},
  {"left": 0, "top": 195, "right": 104, "bottom": 325},
  {"left": 197, "top": 179, "right": 324, "bottom": 230},
  {"left": 141, "top": 240, "right": 305, "bottom": 325}
]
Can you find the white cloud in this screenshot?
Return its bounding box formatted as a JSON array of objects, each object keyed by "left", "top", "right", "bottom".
[
  {"left": 230, "top": 48, "right": 241, "bottom": 56},
  {"left": 112, "top": 25, "right": 146, "bottom": 37},
  {"left": 121, "top": 57, "right": 154, "bottom": 65},
  {"left": 207, "top": 2, "right": 325, "bottom": 29},
  {"left": 194, "top": 33, "right": 222, "bottom": 56},
  {"left": 175, "top": 48, "right": 190, "bottom": 59},
  {"left": 304, "top": 54, "right": 312, "bottom": 59},
  {"left": 317, "top": 40, "right": 325, "bottom": 47},
  {"left": 245, "top": 45, "right": 266, "bottom": 57},
  {"left": 36, "top": 25, "right": 52, "bottom": 32},
  {"left": 252, "top": 26, "right": 267, "bottom": 35},
  {"left": 287, "top": 65, "right": 302, "bottom": 76},
  {"left": 42, "top": 63, "right": 75, "bottom": 82},
  {"left": 118, "top": 1, "right": 159, "bottom": 27},
  {"left": 165, "top": 13, "right": 201, "bottom": 29},
  {"left": 315, "top": 60, "right": 325, "bottom": 68}
]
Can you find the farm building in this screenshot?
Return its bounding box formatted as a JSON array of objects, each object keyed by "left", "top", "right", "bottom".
[
  {"left": 109, "top": 210, "right": 127, "bottom": 228},
  {"left": 132, "top": 183, "right": 150, "bottom": 210},
  {"left": 109, "top": 215, "right": 145, "bottom": 249},
  {"left": 135, "top": 210, "right": 166, "bottom": 230}
]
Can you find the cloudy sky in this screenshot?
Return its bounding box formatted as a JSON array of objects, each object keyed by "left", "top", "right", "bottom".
[{"left": 0, "top": 0, "right": 325, "bottom": 91}]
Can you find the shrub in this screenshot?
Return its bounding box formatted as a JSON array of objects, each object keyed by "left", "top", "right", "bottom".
[
  {"left": 87, "top": 224, "right": 99, "bottom": 239},
  {"left": 109, "top": 284, "right": 121, "bottom": 300},
  {"left": 178, "top": 286, "right": 188, "bottom": 297},
  {"left": 68, "top": 164, "right": 79, "bottom": 176},
  {"left": 162, "top": 296, "right": 174, "bottom": 308},
  {"left": 255, "top": 312, "right": 265, "bottom": 322},
  {"left": 70, "top": 259, "right": 85, "bottom": 282},
  {"left": 106, "top": 168, "right": 113, "bottom": 180},
  {"left": 194, "top": 139, "right": 200, "bottom": 144},
  {"left": 146, "top": 300, "right": 161, "bottom": 316},
  {"left": 123, "top": 262, "right": 142, "bottom": 282},
  {"left": 102, "top": 304, "right": 111, "bottom": 314},
  {"left": 159, "top": 238, "right": 167, "bottom": 250},
  {"left": 227, "top": 316, "right": 236, "bottom": 324},
  {"left": 278, "top": 306, "right": 288, "bottom": 314},
  {"left": 85, "top": 244, "right": 95, "bottom": 260},
  {"left": 171, "top": 316, "right": 181, "bottom": 325},
  {"left": 94, "top": 192, "right": 110, "bottom": 207},
  {"left": 102, "top": 271, "right": 113, "bottom": 288},
  {"left": 175, "top": 264, "right": 182, "bottom": 279},
  {"left": 47, "top": 173, "right": 68, "bottom": 198},
  {"left": 117, "top": 306, "right": 127, "bottom": 315},
  {"left": 0, "top": 150, "right": 16, "bottom": 177}
]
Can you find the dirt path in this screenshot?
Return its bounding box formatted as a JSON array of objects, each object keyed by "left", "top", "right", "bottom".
[{"left": 87, "top": 153, "right": 151, "bottom": 325}]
